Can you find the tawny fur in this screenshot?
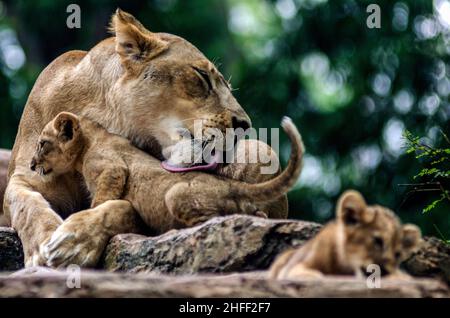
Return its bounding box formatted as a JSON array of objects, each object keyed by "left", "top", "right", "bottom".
[
  {"left": 269, "top": 190, "right": 422, "bottom": 279},
  {"left": 0, "top": 149, "right": 9, "bottom": 225},
  {"left": 2, "top": 9, "right": 288, "bottom": 267}
]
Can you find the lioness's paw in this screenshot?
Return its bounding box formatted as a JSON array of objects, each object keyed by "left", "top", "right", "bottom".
[
  {"left": 42, "top": 214, "right": 108, "bottom": 268},
  {"left": 43, "top": 228, "right": 104, "bottom": 268}
]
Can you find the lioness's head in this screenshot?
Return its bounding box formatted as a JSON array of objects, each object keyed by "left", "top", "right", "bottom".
[
  {"left": 30, "top": 112, "right": 82, "bottom": 177},
  {"left": 336, "top": 190, "right": 422, "bottom": 275},
  {"left": 107, "top": 9, "right": 251, "bottom": 171}
]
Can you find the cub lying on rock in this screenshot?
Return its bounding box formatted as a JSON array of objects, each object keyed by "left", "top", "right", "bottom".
[
  {"left": 31, "top": 112, "right": 304, "bottom": 265},
  {"left": 269, "top": 190, "right": 422, "bottom": 279}
]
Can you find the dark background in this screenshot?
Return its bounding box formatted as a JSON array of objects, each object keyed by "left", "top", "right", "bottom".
[{"left": 0, "top": 0, "right": 448, "bottom": 237}]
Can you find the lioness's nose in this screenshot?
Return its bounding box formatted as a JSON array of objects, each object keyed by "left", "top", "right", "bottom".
[{"left": 232, "top": 116, "right": 251, "bottom": 131}]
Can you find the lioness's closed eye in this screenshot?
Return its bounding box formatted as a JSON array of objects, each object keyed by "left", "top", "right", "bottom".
[{"left": 269, "top": 190, "right": 422, "bottom": 279}]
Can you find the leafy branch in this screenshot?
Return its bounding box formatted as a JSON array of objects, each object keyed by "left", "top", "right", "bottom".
[{"left": 402, "top": 129, "right": 450, "bottom": 243}]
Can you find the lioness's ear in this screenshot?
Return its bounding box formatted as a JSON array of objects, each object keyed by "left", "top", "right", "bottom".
[
  {"left": 402, "top": 224, "right": 422, "bottom": 253},
  {"left": 337, "top": 190, "right": 373, "bottom": 225},
  {"left": 110, "top": 9, "right": 168, "bottom": 70},
  {"left": 53, "top": 112, "right": 80, "bottom": 142}
]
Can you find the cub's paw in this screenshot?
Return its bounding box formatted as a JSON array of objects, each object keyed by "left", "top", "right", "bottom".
[
  {"left": 26, "top": 249, "right": 49, "bottom": 268},
  {"left": 279, "top": 264, "right": 324, "bottom": 280},
  {"left": 254, "top": 211, "right": 268, "bottom": 219},
  {"left": 41, "top": 211, "right": 108, "bottom": 268},
  {"left": 234, "top": 201, "right": 268, "bottom": 218},
  {"left": 384, "top": 270, "right": 414, "bottom": 281}
]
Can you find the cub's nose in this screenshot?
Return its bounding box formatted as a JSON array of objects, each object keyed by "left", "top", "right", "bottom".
[
  {"left": 232, "top": 116, "right": 251, "bottom": 131},
  {"left": 30, "top": 158, "right": 37, "bottom": 171}
]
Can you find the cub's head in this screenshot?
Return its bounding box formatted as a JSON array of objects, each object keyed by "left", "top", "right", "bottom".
[
  {"left": 108, "top": 9, "right": 251, "bottom": 169},
  {"left": 30, "top": 112, "right": 83, "bottom": 177},
  {"left": 336, "top": 190, "right": 422, "bottom": 275}
]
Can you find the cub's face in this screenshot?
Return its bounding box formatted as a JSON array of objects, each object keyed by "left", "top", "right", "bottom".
[
  {"left": 109, "top": 10, "right": 251, "bottom": 168},
  {"left": 30, "top": 112, "right": 82, "bottom": 177},
  {"left": 337, "top": 190, "right": 422, "bottom": 275}
]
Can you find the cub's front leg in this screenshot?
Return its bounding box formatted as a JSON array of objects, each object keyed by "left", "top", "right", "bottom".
[
  {"left": 83, "top": 155, "right": 129, "bottom": 208},
  {"left": 90, "top": 166, "right": 129, "bottom": 207}
]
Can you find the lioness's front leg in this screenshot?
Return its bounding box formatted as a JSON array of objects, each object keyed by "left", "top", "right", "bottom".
[
  {"left": 43, "top": 200, "right": 140, "bottom": 267},
  {"left": 4, "top": 174, "right": 63, "bottom": 266}
]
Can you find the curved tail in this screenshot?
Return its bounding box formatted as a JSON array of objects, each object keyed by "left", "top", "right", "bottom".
[{"left": 233, "top": 116, "right": 304, "bottom": 202}]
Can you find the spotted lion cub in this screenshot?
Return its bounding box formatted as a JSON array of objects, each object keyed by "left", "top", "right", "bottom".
[{"left": 269, "top": 190, "right": 422, "bottom": 279}]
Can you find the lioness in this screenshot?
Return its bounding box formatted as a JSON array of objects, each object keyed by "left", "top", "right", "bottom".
[
  {"left": 3, "top": 9, "right": 288, "bottom": 267},
  {"left": 269, "top": 190, "right": 422, "bottom": 279},
  {"left": 30, "top": 113, "right": 303, "bottom": 267}
]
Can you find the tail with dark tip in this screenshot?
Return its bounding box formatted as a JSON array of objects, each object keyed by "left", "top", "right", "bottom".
[{"left": 232, "top": 116, "right": 304, "bottom": 202}]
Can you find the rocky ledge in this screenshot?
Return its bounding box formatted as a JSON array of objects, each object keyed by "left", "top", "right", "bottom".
[
  {"left": 1, "top": 215, "right": 449, "bottom": 297},
  {"left": 103, "top": 215, "right": 321, "bottom": 274},
  {"left": 1, "top": 267, "right": 449, "bottom": 298}
]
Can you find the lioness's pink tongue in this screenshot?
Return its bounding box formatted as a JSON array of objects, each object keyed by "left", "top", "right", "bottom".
[{"left": 161, "top": 155, "right": 219, "bottom": 173}]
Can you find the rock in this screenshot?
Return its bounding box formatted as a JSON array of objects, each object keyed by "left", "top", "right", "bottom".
[
  {"left": 2, "top": 215, "right": 450, "bottom": 290},
  {"left": 0, "top": 268, "right": 448, "bottom": 297},
  {"left": 102, "top": 215, "right": 322, "bottom": 274},
  {"left": 403, "top": 236, "right": 450, "bottom": 284},
  {"left": 0, "top": 227, "right": 24, "bottom": 271}
]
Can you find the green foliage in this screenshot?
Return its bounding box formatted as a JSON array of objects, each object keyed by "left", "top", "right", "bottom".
[{"left": 404, "top": 130, "right": 450, "bottom": 215}]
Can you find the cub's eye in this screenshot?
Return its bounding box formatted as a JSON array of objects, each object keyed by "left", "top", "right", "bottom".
[
  {"left": 192, "top": 67, "right": 212, "bottom": 92},
  {"left": 373, "top": 236, "right": 384, "bottom": 249}
]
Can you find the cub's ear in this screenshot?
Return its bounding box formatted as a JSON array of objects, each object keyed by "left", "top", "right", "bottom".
[
  {"left": 402, "top": 224, "right": 422, "bottom": 253},
  {"left": 336, "top": 190, "right": 373, "bottom": 225},
  {"left": 109, "top": 9, "right": 168, "bottom": 70},
  {"left": 53, "top": 112, "right": 80, "bottom": 142}
]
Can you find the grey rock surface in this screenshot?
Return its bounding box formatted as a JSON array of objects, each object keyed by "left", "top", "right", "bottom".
[
  {"left": 403, "top": 236, "right": 450, "bottom": 284},
  {"left": 0, "top": 268, "right": 448, "bottom": 298},
  {"left": 1, "top": 215, "right": 450, "bottom": 298},
  {"left": 102, "top": 215, "right": 322, "bottom": 274},
  {"left": 0, "top": 227, "right": 24, "bottom": 271}
]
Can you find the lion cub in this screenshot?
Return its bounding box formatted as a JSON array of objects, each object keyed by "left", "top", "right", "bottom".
[
  {"left": 269, "top": 190, "right": 421, "bottom": 279},
  {"left": 31, "top": 112, "right": 304, "bottom": 233}
]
